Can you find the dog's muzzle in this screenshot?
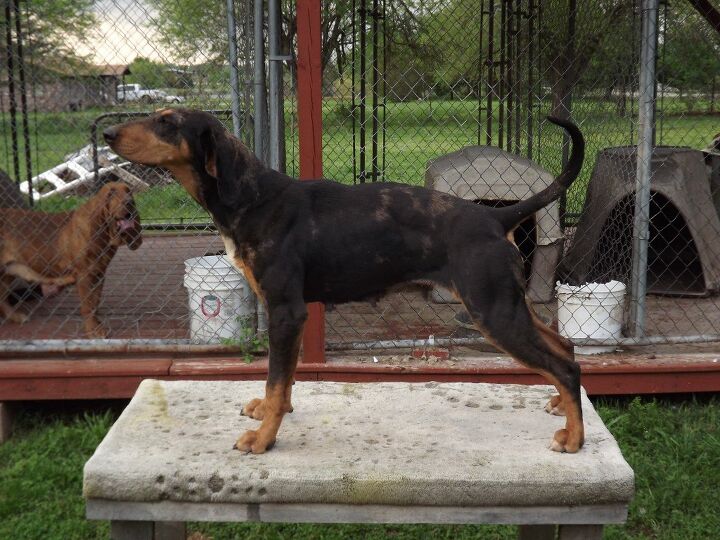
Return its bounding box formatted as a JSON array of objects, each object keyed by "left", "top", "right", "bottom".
[
  {"left": 103, "top": 126, "right": 119, "bottom": 144},
  {"left": 117, "top": 217, "right": 143, "bottom": 250}
]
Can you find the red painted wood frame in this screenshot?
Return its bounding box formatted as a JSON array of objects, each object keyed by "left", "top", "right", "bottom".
[
  {"left": 296, "top": 0, "right": 326, "bottom": 362},
  {"left": 3, "top": 354, "right": 720, "bottom": 400}
]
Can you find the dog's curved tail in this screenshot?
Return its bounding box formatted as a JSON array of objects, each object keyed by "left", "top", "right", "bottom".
[{"left": 491, "top": 116, "right": 585, "bottom": 232}]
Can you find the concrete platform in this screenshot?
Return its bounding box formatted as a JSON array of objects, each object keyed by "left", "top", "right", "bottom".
[{"left": 84, "top": 380, "right": 633, "bottom": 532}]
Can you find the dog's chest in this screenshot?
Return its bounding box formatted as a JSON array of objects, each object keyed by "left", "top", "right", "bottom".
[{"left": 221, "top": 234, "right": 263, "bottom": 300}]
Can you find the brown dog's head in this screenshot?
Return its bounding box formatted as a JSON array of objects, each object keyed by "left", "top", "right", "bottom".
[
  {"left": 102, "top": 108, "right": 259, "bottom": 210},
  {"left": 97, "top": 182, "right": 143, "bottom": 250}
]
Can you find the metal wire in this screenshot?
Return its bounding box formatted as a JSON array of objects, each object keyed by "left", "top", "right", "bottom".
[{"left": 1, "top": 0, "right": 719, "bottom": 353}]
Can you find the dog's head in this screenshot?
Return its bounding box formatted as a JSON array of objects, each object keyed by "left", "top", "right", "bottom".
[
  {"left": 103, "top": 108, "right": 258, "bottom": 209},
  {"left": 97, "top": 182, "right": 143, "bottom": 250}
]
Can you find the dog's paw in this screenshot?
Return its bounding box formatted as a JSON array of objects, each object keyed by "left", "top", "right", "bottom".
[
  {"left": 544, "top": 395, "right": 566, "bottom": 416},
  {"left": 84, "top": 321, "right": 108, "bottom": 339},
  {"left": 241, "top": 398, "right": 266, "bottom": 420},
  {"left": 549, "top": 428, "right": 583, "bottom": 453},
  {"left": 233, "top": 429, "right": 275, "bottom": 454}
]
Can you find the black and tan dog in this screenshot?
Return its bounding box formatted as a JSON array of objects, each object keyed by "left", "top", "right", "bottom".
[
  {"left": 0, "top": 182, "right": 142, "bottom": 337},
  {"left": 104, "top": 109, "right": 585, "bottom": 454}
]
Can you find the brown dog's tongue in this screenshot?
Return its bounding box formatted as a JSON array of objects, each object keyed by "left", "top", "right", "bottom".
[
  {"left": 117, "top": 218, "right": 136, "bottom": 232},
  {"left": 41, "top": 283, "right": 63, "bottom": 297}
]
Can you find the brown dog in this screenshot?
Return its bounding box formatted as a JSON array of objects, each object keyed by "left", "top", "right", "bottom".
[
  {"left": 0, "top": 182, "right": 142, "bottom": 337},
  {"left": 104, "top": 109, "right": 585, "bottom": 454}
]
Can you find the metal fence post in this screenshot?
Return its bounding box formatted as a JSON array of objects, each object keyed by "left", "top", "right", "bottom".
[
  {"left": 267, "top": 0, "right": 287, "bottom": 173},
  {"left": 225, "top": 0, "right": 242, "bottom": 138},
  {"left": 629, "top": 0, "right": 659, "bottom": 337},
  {"left": 253, "top": 0, "right": 268, "bottom": 163},
  {"left": 4, "top": 0, "right": 20, "bottom": 188}
]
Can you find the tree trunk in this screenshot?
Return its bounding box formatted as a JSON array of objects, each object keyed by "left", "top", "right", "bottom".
[
  {"left": 688, "top": 0, "right": 720, "bottom": 35},
  {"left": 550, "top": 0, "right": 577, "bottom": 122}
]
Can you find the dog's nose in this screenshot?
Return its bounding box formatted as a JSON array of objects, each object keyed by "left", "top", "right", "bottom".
[{"left": 103, "top": 126, "right": 119, "bottom": 143}]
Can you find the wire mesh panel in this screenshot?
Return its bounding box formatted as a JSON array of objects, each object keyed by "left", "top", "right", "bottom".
[
  {"left": 0, "top": 0, "right": 273, "bottom": 348},
  {"left": 634, "top": 0, "right": 720, "bottom": 339},
  {"left": 321, "top": 0, "right": 720, "bottom": 350}
]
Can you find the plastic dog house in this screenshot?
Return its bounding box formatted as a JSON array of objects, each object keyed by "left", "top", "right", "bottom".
[
  {"left": 560, "top": 147, "right": 720, "bottom": 296},
  {"left": 426, "top": 146, "right": 563, "bottom": 303}
]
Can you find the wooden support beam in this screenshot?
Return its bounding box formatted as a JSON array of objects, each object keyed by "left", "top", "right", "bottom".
[{"left": 296, "top": 0, "right": 326, "bottom": 363}]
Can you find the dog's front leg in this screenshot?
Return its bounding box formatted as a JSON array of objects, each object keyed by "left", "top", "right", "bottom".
[
  {"left": 76, "top": 271, "right": 108, "bottom": 338},
  {"left": 235, "top": 300, "right": 307, "bottom": 454}
]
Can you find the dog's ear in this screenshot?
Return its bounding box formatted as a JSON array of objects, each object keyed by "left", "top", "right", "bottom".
[
  {"left": 203, "top": 131, "right": 220, "bottom": 179},
  {"left": 99, "top": 184, "right": 118, "bottom": 219},
  {"left": 122, "top": 194, "right": 143, "bottom": 251},
  {"left": 199, "top": 125, "right": 257, "bottom": 207}
]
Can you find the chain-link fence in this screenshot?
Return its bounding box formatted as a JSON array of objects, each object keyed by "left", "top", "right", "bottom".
[
  {"left": 1, "top": 0, "right": 720, "bottom": 354},
  {"left": 321, "top": 0, "right": 720, "bottom": 351},
  {"left": 0, "top": 0, "right": 278, "bottom": 351}
]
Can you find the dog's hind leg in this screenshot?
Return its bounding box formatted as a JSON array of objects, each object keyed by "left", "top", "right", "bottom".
[
  {"left": 528, "top": 308, "right": 574, "bottom": 417},
  {"left": 235, "top": 288, "right": 307, "bottom": 454},
  {"left": 452, "top": 241, "right": 584, "bottom": 453}
]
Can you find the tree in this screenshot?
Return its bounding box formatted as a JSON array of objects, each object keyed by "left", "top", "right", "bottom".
[
  {"left": 538, "top": 0, "right": 632, "bottom": 118},
  {"left": 145, "top": 0, "right": 228, "bottom": 64},
  {"left": 659, "top": 0, "right": 720, "bottom": 107},
  {"left": 147, "top": 0, "right": 354, "bottom": 78},
  {"left": 1, "top": 0, "right": 96, "bottom": 78},
  {"left": 127, "top": 57, "right": 180, "bottom": 89}
]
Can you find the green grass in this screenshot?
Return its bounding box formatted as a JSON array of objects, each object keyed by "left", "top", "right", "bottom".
[
  {"left": 0, "top": 407, "right": 114, "bottom": 539},
  {"left": 0, "top": 396, "right": 718, "bottom": 539},
  {"left": 600, "top": 398, "right": 720, "bottom": 539},
  {"left": 35, "top": 183, "right": 208, "bottom": 224},
  {"left": 2, "top": 97, "right": 716, "bottom": 222},
  {"left": 318, "top": 98, "right": 718, "bottom": 215}
]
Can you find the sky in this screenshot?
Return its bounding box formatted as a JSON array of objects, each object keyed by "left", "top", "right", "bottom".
[{"left": 69, "top": 0, "right": 170, "bottom": 65}]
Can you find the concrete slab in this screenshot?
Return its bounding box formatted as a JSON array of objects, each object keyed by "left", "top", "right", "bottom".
[{"left": 83, "top": 380, "right": 634, "bottom": 507}]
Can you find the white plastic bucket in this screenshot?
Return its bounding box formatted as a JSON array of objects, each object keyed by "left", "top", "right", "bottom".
[
  {"left": 556, "top": 280, "right": 626, "bottom": 355},
  {"left": 183, "top": 255, "right": 256, "bottom": 343}
]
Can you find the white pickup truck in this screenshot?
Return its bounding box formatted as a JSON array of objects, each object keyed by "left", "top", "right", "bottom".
[{"left": 116, "top": 84, "right": 184, "bottom": 104}]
